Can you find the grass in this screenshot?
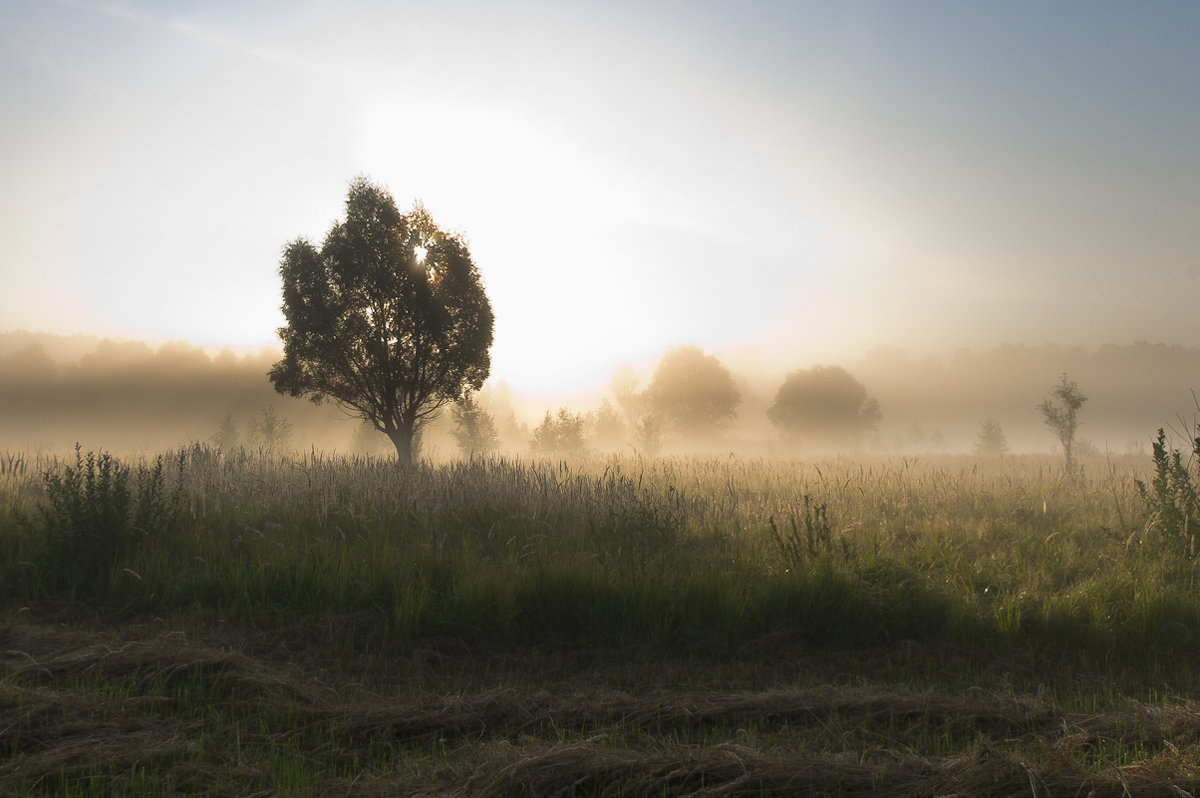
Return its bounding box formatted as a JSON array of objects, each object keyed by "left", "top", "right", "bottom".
[{"left": 3, "top": 446, "right": 1200, "bottom": 794}]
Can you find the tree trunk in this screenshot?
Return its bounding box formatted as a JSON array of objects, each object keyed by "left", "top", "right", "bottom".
[{"left": 386, "top": 425, "right": 415, "bottom": 464}]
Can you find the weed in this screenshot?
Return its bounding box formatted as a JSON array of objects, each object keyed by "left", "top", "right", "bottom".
[
  {"left": 768, "top": 494, "right": 844, "bottom": 571},
  {"left": 23, "top": 445, "right": 185, "bottom": 595},
  {"left": 1135, "top": 428, "right": 1200, "bottom": 556}
]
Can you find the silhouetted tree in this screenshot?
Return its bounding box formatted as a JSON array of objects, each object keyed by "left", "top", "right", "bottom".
[
  {"left": 975, "top": 417, "right": 1009, "bottom": 456},
  {"left": 767, "top": 365, "right": 881, "bottom": 449},
  {"left": 644, "top": 345, "right": 740, "bottom": 440},
  {"left": 269, "top": 177, "right": 493, "bottom": 463},
  {"left": 1039, "top": 373, "right": 1087, "bottom": 470},
  {"left": 529, "top": 407, "right": 588, "bottom": 458},
  {"left": 450, "top": 393, "right": 500, "bottom": 458}
]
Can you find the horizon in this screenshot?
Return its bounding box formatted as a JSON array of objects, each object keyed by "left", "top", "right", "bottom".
[{"left": 3, "top": 327, "right": 1199, "bottom": 458}]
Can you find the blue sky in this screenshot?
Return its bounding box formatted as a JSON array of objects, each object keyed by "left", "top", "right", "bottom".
[{"left": 2, "top": 0, "right": 1198, "bottom": 396}]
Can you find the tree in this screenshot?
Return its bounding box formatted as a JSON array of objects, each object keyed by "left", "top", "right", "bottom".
[
  {"left": 529, "top": 407, "right": 588, "bottom": 458},
  {"left": 644, "top": 345, "right": 740, "bottom": 441},
  {"left": 589, "top": 397, "right": 626, "bottom": 452},
  {"left": 1038, "top": 373, "right": 1087, "bottom": 470},
  {"left": 610, "top": 365, "right": 642, "bottom": 428},
  {"left": 767, "top": 365, "right": 881, "bottom": 449},
  {"left": 631, "top": 416, "right": 663, "bottom": 458},
  {"left": 249, "top": 405, "right": 294, "bottom": 452},
  {"left": 450, "top": 393, "right": 500, "bottom": 458},
  {"left": 975, "top": 417, "right": 1009, "bottom": 456},
  {"left": 269, "top": 177, "right": 493, "bottom": 463},
  {"left": 210, "top": 411, "right": 240, "bottom": 450}
]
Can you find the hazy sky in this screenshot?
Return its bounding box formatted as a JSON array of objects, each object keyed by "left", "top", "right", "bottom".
[{"left": 3, "top": 1, "right": 1198, "bottom": 395}]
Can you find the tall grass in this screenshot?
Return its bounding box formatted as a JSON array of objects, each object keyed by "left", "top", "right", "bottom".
[{"left": 2, "top": 446, "right": 1188, "bottom": 661}]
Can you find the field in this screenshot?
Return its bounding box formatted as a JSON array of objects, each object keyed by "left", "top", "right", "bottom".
[{"left": 3, "top": 446, "right": 1200, "bottom": 795}]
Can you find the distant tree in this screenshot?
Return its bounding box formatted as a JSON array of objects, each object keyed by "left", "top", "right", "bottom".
[
  {"left": 211, "top": 411, "right": 240, "bottom": 450},
  {"left": 975, "top": 418, "right": 1009, "bottom": 456},
  {"left": 1038, "top": 373, "right": 1087, "bottom": 470},
  {"left": 631, "top": 416, "right": 663, "bottom": 458},
  {"left": 450, "top": 393, "right": 500, "bottom": 458},
  {"left": 589, "top": 397, "right": 626, "bottom": 452},
  {"left": 269, "top": 177, "right": 494, "bottom": 463},
  {"left": 610, "top": 365, "right": 643, "bottom": 428},
  {"left": 249, "top": 405, "right": 293, "bottom": 451},
  {"left": 529, "top": 407, "right": 588, "bottom": 458},
  {"left": 644, "top": 345, "right": 740, "bottom": 440},
  {"left": 767, "top": 365, "right": 881, "bottom": 449}
]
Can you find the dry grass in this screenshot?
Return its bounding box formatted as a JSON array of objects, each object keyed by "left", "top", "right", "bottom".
[{"left": 4, "top": 620, "right": 1200, "bottom": 796}]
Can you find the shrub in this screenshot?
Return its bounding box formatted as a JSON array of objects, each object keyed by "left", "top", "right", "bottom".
[
  {"left": 1136, "top": 428, "right": 1200, "bottom": 557},
  {"left": 28, "top": 446, "right": 185, "bottom": 593}
]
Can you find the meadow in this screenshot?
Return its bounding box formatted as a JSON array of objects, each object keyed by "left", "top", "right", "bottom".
[{"left": 2, "top": 445, "right": 1200, "bottom": 795}]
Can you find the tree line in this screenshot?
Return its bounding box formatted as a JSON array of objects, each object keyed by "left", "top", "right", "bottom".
[{"left": 4, "top": 178, "right": 1197, "bottom": 458}]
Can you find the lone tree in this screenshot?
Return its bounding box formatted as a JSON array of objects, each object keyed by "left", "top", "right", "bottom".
[
  {"left": 767, "top": 365, "right": 881, "bottom": 450},
  {"left": 644, "top": 345, "right": 740, "bottom": 441},
  {"left": 1038, "top": 373, "right": 1087, "bottom": 470},
  {"left": 269, "top": 177, "right": 493, "bottom": 462}
]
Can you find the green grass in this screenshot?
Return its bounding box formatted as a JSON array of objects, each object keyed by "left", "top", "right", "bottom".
[{"left": 4, "top": 446, "right": 1200, "bottom": 794}]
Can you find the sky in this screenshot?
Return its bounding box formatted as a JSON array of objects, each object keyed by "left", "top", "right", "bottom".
[{"left": 2, "top": 0, "right": 1198, "bottom": 397}]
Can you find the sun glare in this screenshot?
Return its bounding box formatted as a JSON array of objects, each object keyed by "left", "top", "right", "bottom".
[{"left": 414, "top": 244, "right": 428, "bottom": 262}]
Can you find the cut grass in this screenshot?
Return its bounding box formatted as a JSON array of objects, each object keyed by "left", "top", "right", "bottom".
[{"left": 3, "top": 619, "right": 1200, "bottom": 796}]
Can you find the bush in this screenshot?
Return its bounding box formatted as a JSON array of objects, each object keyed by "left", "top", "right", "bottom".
[
  {"left": 1135, "top": 428, "right": 1200, "bottom": 557},
  {"left": 28, "top": 446, "right": 185, "bottom": 593}
]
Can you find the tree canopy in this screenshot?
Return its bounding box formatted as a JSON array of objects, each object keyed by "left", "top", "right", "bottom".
[
  {"left": 767, "top": 365, "right": 881, "bottom": 450},
  {"left": 269, "top": 177, "right": 493, "bottom": 462},
  {"left": 644, "top": 345, "right": 740, "bottom": 441}
]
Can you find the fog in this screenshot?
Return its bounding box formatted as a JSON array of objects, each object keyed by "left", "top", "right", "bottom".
[{"left": 3, "top": 331, "right": 1198, "bottom": 459}]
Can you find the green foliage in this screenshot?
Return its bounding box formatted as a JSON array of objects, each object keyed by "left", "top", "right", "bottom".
[
  {"left": 767, "top": 365, "right": 881, "bottom": 449},
  {"left": 1136, "top": 428, "right": 1200, "bottom": 557},
  {"left": 269, "top": 177, "right": 494, "bottom": 462},
  {"left": 27, "top": 446, "right": 185, "bottom": 593},
  {"left": 769, "top": 495, "right": 845, "bottom": 571},
  {"left": 2, "top": 445, "right": 1197, "bottom": 662}
]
